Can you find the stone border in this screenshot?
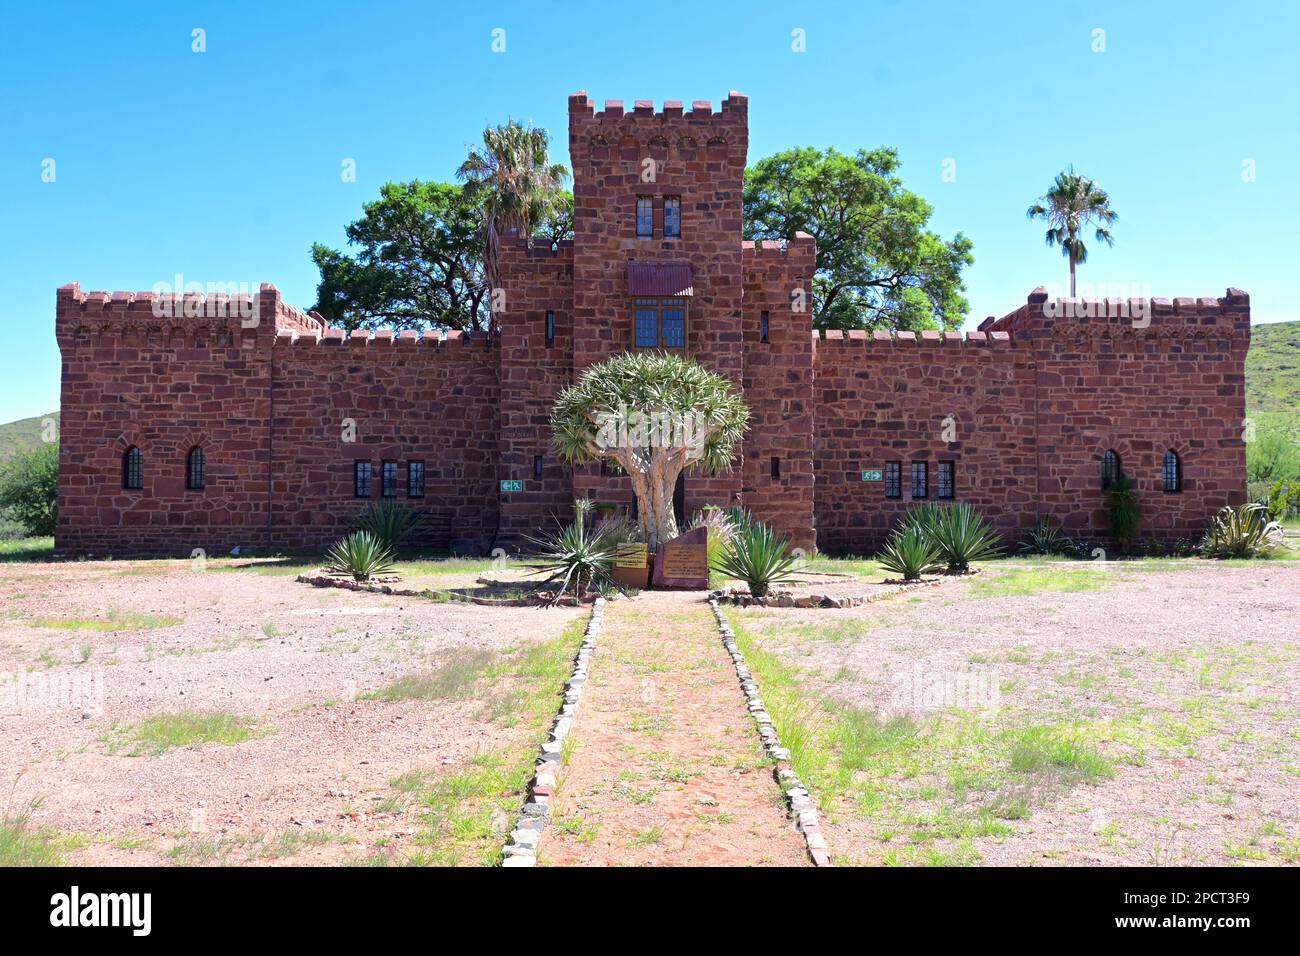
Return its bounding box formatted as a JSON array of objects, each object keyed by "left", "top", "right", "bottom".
[
  {"left": 708, "top": 599, "right": 831, "bottom": 866},
  {"left": 295, "top": 572, "right": 596, "bottom": 607},
  {"left": 501, "top": 597, "right": 605, "bottom": 867},
  {"left": 711, "top": 577, "right": 943, "bottom": 608}
]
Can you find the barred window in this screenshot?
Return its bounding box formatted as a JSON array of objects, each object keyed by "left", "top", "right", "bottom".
[
  {"left": 186, "top": 447, "right": 206, "bottom": 491},
  {"left": 911, "top": 461, "right": 928, "bottom": 499},
  {"left": 633, "top": 298, "right": 687, "bottom": 349},
  {"left": 1163, "top": 450, "right": 1181, "bottom": 494},
  {"left": 636, "top": 196, "right": 654, "bottom": 237},
  {"left": 123, "top": 446, "right": 143, "bottom": 490},
  {"left": 354, "top": 461, "right": 372, "bottom": 498},
  {"left": 407, "top": 461, "right": 425, "bottom": 498},
  {"left": 937, "top": 461, "right": 954, "bottom": 500},
  {"left": 884, "top": 461, "right": 902, "bottom": 499},
  {"left": 381, "top": 461, "right": 398, "bottom": 498},
  {"left": 1101, "top": 450, "right": 1121, "bottom": 490},
  {"left": 663, "top": 196, "right": 681, "bottom": 238}
]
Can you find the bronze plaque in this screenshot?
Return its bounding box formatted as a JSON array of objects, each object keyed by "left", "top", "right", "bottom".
[
  {"left": 651, "top": 527, "right": 709, "bottom": 589},
  {"left": 613, "top": 543, "right": 648, "bottom": 569}
]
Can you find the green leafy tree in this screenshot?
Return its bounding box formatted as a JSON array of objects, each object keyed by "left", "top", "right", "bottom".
[
  {"left": 0, "top": 443, "right": 58, "bottom": 536},
  {"left": 743, "top": 146, "right": 973, "bottom": 332},
  {"left": 551, "top": 353, "right": 749, "bottom": 550},
  {"left": 1026, "top": 167, "right": 1117, "bottom": 296},
  {"left": 457, "top": 119, "right": 570, "bottom": 324},
  {"left": 310, "top": 181, "right": 487, "bottom": 333}
]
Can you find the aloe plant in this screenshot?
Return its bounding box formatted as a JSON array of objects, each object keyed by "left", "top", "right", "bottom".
[
  {"left": 326, "top": 530, "right": 396, "bottom": 581},
  {"left": 900, "top": 503, "right": 1002, "bottom": 572},
  {"left": 712, "top": 520, "right": 797, "bottom": 598},
  {"left": 1199, "top": 503, "right": 1285, "bottom": 559},
  {"left": 877, "top": 526, "right": 945, "bottom": 581}
]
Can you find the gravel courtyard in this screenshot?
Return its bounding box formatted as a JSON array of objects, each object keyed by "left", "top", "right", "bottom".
[
  {"left": 0, "top": 556, "right": 585, "bottom": 865},
  {"left": 729, "top": 560, "right": 1300, "bottom": 866}
]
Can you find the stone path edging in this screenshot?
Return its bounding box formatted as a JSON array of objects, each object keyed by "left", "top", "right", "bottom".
[
  {"left": 501, "top": 597, "right": 605, "bottom": 867},
  {"left": 708, "top": 598, "right": 832, "bottom": 867}
]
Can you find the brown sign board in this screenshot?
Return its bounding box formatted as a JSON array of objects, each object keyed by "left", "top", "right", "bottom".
[{"left": 651, "top": 526, "right": 709, "bottom": 590}]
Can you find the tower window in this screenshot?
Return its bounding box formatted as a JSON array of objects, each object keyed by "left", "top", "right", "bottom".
[
  {"left": 663, "top": 196, "right": 681, "bottom": 238},
  {"left": 1163, "top": 450, "right": 1181, "bottom": 493},
  {"left": 884, "top": 461, "right": 902, "bottom": 499},
  {"left": 122, "top": 446, "right": 143, "bottom": 490},
  {"left": 633, "top": 298, "right": 687, "bottom": 349},
  {"left": 354, "top": 461, "right": 372, "bottom": 498},
  {"left": 636, "top": 196, "right": 654, "bottom": 238},
  {"left": 533, "top": 455, "right": 544, "bottom": 479},
  {"left": 408, "top": 460, "right": 426, "bottom": 498},
  {"left": 911, "top": 461, "right": 928, "bottom": 499},
  {"left": 760, "top": 310, "right": 770, "bottom": 344},
  {"left": 544, "top": 310, "right": 555, "bottom": 348},
  {"left": 1101, "top": 450, "right": 1121, "bottom": 490},
  {"left": 381, "top": 460, "right": 398, "bottom": 498},
  {"left": 186, "top": 447, "right": 206, "bottom": 491},
  {"left": 937, "top": 461, "right": 955, "bottom": 500},
  {"left": 771, "top": 456, "right": 781, "bottom": 480}
]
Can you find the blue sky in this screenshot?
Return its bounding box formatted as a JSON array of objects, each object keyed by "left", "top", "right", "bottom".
[{"left": 3, "top": 0, "right": 1296, "bottom": 421}]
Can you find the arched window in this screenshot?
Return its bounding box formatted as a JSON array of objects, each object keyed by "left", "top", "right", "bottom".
[
  {"left": 1101, "top": 450, "right": 1121, "bottom": 490},
  {"left": 122, "top": 446, "right": 143, "bottom": 490},
  {"left": 186, "top": 447, "right": 206, "bottom": 491},
  {"left": 1163, "top": 450, "right": 1181, "bottom": 494}
]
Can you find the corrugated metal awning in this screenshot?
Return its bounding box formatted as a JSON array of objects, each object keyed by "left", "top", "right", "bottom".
[{"left": 627, "top": 261, "right": 693, "bottom": 297}]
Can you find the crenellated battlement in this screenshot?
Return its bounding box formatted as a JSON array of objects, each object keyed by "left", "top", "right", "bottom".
[
  {"left": 272, "top": 326, "right": 495, "bottom": 354},
  {"left": 568, "top": 89, "right": 749, "bottom": 169},
  {"left": 568, "top": 90, "right": 748, "bottom": 121},
  {"left": 980, "top": 287, "right": 1250, "bottom": 338},
  {"left": 815, "top": 329, "right": 1013, "bottom": 347}
]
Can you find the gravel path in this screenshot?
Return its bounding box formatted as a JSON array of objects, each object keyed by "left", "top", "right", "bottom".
[{"left": 542, "top": 592, "right": 808, "bottom": 867}]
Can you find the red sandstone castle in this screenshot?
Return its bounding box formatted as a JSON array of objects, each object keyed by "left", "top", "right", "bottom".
[{"left": 54, "top": 91, "right": 1249, "bottom": 558}]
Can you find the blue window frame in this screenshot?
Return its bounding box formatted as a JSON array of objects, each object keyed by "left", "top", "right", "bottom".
[
  {"left": 663, "top": 196, "right": 681, "bottom": 238},
  {"left": 661, "top": 300, "right": 686, "bottom": 348},
  {"left": 635, "top": 299, "right": 660, "bottom": 347},
  {"left": 636, "top": 196, "right": 654, "bottom": 238},
  {"left": 354, "top": 461, "right": 372, "bottom": 498}
]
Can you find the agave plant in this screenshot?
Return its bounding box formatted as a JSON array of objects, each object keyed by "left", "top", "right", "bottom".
[
  {"left": 526, "top": 500, "right": 621, "bottom": 602},
  {"left": 354, "top": 500, "right": 424, "bottom": 553},
  {"left": 1018, "top": 518, "right": 1072, "bottom": 556},
  {"left": 712, "top": 520, "right": 797, "bottom": 598},
  {"left": 926, "top": 503, "right": 1003, "bottom": 572},
  {"left": 1199, "top": 503, "right": 1286, "bottom": 559},
  {"left": 877, "top": 525, "right": 945, "bottom": 582},
  {"left": 326, "top": 530, "right": 396, "bottom": 582}
]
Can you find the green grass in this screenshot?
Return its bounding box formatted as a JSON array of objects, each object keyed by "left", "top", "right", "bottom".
[
  {"left": 166, "top": 829, "right": 345, "bottom": 865},
  {"left": 0, "top": 536, "right": 53, "bottom": 562},
  {"left": 966, "top": 565, "right": 1111, "bottom": 599},
  {"left": 360, "top": 616, "right": 589, "bottom": 866},
  {"left": 27, "top": 608, "right": 182, "bottom": 631},
  {"left": 102, "top": 711, "right": 265, "bottom": 756},
  {"left": 1246, "top": 320, "right": 1300, "bottom": 425},
  {"left": 0, "top": 812, "right": 66, "bottom": 866},
  {"left": 365, "top": 648, "right": 498, "bottom": 702}
]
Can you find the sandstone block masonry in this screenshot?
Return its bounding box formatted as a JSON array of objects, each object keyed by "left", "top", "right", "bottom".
[{"left": 54, "top": 91, "right": 1249, "bottom": 558}]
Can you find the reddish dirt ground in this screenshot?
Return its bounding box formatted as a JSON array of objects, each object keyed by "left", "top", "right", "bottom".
[{"left": 541, "top": 591, "right": 808, "bottom": 867}]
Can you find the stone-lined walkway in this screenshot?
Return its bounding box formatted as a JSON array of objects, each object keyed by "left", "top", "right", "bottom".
[{"left": 541, "top": 592, "right": 808, "bottom": 866}]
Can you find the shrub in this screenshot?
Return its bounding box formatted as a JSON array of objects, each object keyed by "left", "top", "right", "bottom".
[
  {"left": 1246, "top": 421, "right": 1300, "bottom": 484},
  {"left": 1199, "top": 503, "right": 1286, "bottom": 559},
  {"left": 528, "top": 500, "right": 620, "bottom": 601},
  {"left": 690, "top": 506, "right": 739, "bottom": 575},
  {"left": 1106, "top": 474, "right": 1141, "bottom": 549},
  {"left": 354, "top": 500, "right": 423, "bottom": 553},
  {"left": 0, "top": 443, "right": 58, "bottom": 537},
  {"left": 1263, "top": 479, "right": 1300, "bottom": 522},
  {"left": 712, "top": 520, "right": 797, "bottom": 598},
  {"left": 877, "top": 525, "right": 945, "bottom": 581},
  {"left": 326, "top": 530, "right": 396, "bottom": 581}
]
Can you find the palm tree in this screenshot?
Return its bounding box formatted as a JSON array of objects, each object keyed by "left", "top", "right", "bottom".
[
  {"left": 1026, "top": 168, "right": 1117, "bottom": 296},
  {"left": 457, "top": 121, "right": 569, "bottom": 329}
]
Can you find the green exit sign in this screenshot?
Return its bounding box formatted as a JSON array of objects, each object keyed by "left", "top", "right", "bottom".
[
  {"left": 500, "top": 479, "right": 525, "bottom": 493},
  {"left": 861, "top": 469, "right": 883, "bottom": 482}
]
